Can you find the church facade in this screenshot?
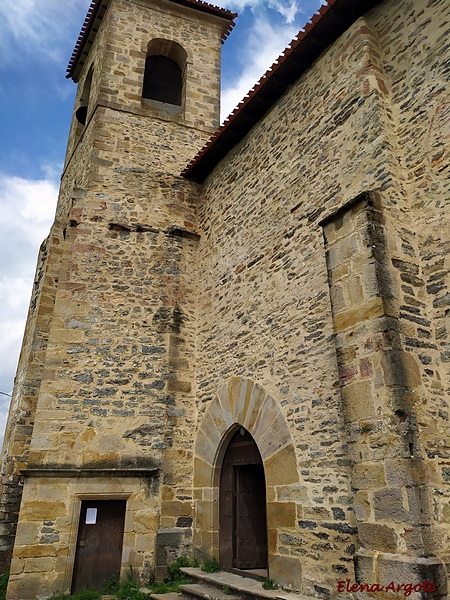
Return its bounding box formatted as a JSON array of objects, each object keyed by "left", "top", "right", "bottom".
[{"left": 1, "top": 0, "right": 449, "bottom": 598}]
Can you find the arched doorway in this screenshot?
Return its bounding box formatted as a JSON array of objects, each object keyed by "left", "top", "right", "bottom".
[{"left": 219, "top": 427, "right": 268, "bottom": 571}]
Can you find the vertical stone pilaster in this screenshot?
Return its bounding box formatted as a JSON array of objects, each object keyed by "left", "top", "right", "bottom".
[
  {"left": 0, "top": 221, "right": 65, "bottom": 571},
  {"left": 156, "top": 228, "right": 201, "bottom": 577},
  {"left": 322, "top": 192, "right": 447, "bottom": 595}
]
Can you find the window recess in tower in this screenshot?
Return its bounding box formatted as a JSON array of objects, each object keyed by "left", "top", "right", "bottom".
[
  {"left": 142, "top": 39, "right": 187, "bottom": 114},
  {"left": 76, "top": 65, "right": 94, "bottom": 126}
]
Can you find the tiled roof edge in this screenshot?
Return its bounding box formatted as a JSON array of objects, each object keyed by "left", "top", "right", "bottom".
[
  {"left": 66, "top": 0, "right": 237, "bottom": 81},
  {"left": 182, "top": 0, "right": 382, "bottom": 182},
  {"left": 66, "top": 0, "right": 104, "bottom": 80}
]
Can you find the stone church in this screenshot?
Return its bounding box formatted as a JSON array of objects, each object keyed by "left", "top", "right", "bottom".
[{"left": 0, "top": 0, "right": 449, "bottom": 597}]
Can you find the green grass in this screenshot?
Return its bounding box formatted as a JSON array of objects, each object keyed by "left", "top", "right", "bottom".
[
  {"left": 102, "top": 573, "right": 120, "bottom": 594},
  {"left": 146, "top": 576, "right": 193, "bottom": 594},
  {"left": 0, "top": 572, "right": 8, "bottom": 600},
  {"left": 166, "top": 555, "right": 198, "bottom": 581},
  {"left": 115, "top": 579, "right": 148, "bottom": 600},
  {"left": 201, "top": 556, "right": 221, "bottom": 573},
  {"left": 50, "top": 590, "right": 101, "bottom": 600},
  {"left": 262, "top": 578, "right": 278, "bottom": 590},
  {"left": 144, "top": 556, "right": 197, "bottom": 595}
]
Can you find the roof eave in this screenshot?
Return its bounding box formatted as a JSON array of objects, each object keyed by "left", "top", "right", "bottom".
[
  {"left": 66, "top": 0, "right": 236, "bottom": 82},
  {"left": 182, "top": 0, "right": 383, "bottom": 183}
]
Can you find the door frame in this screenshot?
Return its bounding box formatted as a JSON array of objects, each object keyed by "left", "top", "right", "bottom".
[
  {"left": 219, "top": 427, "right": 268, "bottom": 571},
  {"left": 68, "top": 493, "right": 131, "bottom": 592},
  {"left": 71, "top": 499, "right": 127, "bottom": 592},
  {"left": 193, "top": 378, "right": 301, "bottom": 589}
]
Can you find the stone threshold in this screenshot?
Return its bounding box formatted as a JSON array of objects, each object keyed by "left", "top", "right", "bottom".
[{"left": 231, "top": 568, "right": 268, "bottom": 582}]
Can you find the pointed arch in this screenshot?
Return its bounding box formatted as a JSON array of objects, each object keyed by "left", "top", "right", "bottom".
[
  {"left": 193, "top": 377, "right": 301, "bottom": 588},
  {"left": 194, "top": 377, "right": 298, "bottom": 489}
]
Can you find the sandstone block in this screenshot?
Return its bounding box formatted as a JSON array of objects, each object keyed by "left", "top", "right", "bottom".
[
  {"left": 6, "top": 574, "right": 43, "bottom": 600},
  {"left": 14, "top": 523, "right": 40, "bottom": 546},
  {"left": 377, "top": 554, "right": 447, "bottom": 596},
  {"left": 161, "top": 501, "right": 191, "bottom": 517},
  {"left": 19, "top": 501, "right": 67, "bottom": 521},
  {"left": 354, "top": 548, "right": 376, "bottom": 582},
  {"left": 23, "top": 556, "right": 57, "bottom": 572},
  {"left": 9, "top": 558, "right": 24, "bottom": 575},
  {"left": 333, "top": 297, "right": 384, "bottom": 331},
  {"left": 194, "top": 501, "right": 213, "bottom": 531},
  {"left": 134, "top": 511, "right": 159, "bottom": 532},
  {"left": 135, "top": 533, "right": 154, "bottom": 552},
  {"left": 267, "top": 502, "right": 296, "bottom": 528},
  {"left": 259, "top": 413, "right": 292, "bottom": 460},
  {"left": 341, "top": 380, "right": 375, "bottom": 421},
  {"left": 264, "top": 444, "right": 298, "bottom": 486},
  {"left": 267, "top": 528, "right": 278, "bottom": 554},
  {"left": 358, "top": 523, "right": 398, "bottom": 553},
  {"left": 354, "top": 490, "right": 370, "bottom": 521},
  {"left": 14, "top": 544, "right": 60, "bottom": 558},
  {"left": 193, "top": 457, "right": 214, "bottom": 488},
  {"left": 269, "top": 554, "right": 302, "bottom": 590},
  {"left": 276, "top": 484, "right": 309, "bottom": 503},
  {"left": 353, "top": 462, "right": 386, "bottom": 490},
  {"left": 373, "top": 488, "right": 408, "bottom": 523}
]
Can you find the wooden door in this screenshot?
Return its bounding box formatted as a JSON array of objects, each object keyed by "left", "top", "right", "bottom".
[
  {"left": 220, "top": 454, "right": 234, "bottom": 569},
  {"left": 72, "top": 500, "right": 126, "bottom": 593},
  {"left": 234, "top": 464, "right": 267, "bottom": 569},
  {"left": 219, "top": 428, "right": 268, "bottom": 571}
]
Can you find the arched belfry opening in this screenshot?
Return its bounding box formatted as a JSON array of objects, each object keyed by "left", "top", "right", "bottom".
[
  {"left": 76, "top": 65, "right": 94, "bottom": 126},
  {"left": 142, "top": 39, "right": 187, "bottom": 108},
  {"left": 219, "top": 427, "right": 268, "bottom": 572}
]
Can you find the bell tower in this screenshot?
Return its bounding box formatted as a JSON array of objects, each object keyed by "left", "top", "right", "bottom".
[
  {"left": 0, "top": 0, "right": 235, "bottom": 597},
  {"left": 64, "top": 0, "right": 234, "bottom": 178}
]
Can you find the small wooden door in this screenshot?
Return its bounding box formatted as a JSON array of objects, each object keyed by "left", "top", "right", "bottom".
[
  {"left": 219, "top": 429, "right": 268, "bottom": 570},
  {"left": 234, "top": 464, "right": 267, "bottom": 568},
  {"left": 72, "top": 500, "right": 126, "bottom": 593}
]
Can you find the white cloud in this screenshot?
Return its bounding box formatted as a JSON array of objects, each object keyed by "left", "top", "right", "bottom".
[
  {"left": 0, "top": 172, "right": 58, "bottom": 443},
  {"left": 220, "top": 0, "right": 328, "bottom": 120},
  {"left": 1, "top": 174, "right": 58, "bottom": 246},
  {"left": 0, "top": 0, "right": 90, "bottom": 65},
  {"left": 221, "top": 17, "right": 299, "bottom": 120},
  {"left": 269, "top": 0, "right": 298, "bottom": 23}
]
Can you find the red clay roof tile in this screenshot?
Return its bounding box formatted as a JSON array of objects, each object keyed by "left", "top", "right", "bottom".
[
  {"left": 182, "top": 0, "right": 382, "bottom": 182},
  {"left": 67, "top": 0, "right": 236, "bottom": 81}
]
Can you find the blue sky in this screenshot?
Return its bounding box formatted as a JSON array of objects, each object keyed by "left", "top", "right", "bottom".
[{"left": 0, "top": 0, "right": 326, "bottom": 443}]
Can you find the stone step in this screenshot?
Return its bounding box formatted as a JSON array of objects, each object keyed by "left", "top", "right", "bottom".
[
  {"left": 149, "top": 592, "right": 182, "bottom": 600},
  {"left": 179, "top": 582, "right": 240, "bottom": 600},
  {"left": 179, "top": 568, "right": 312, "bottom": 600},
  {"left": 231, "top": 569, "right": 267, "bottom": 583}
]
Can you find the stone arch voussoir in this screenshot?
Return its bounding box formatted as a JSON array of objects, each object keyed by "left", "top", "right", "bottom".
[
  {"left": 194, "top": 377, "right": 298, "bottom": 486},
  {"left": 193, "top": 377, "right": 300, "bottom": 576}
]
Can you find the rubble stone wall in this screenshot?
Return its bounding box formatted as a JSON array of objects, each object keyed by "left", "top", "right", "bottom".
[
  {"left": 195, "top": 0, "right": 450, "bottom": 595},
  {"left": 2, "top": 0, "right": 449, "bottom": 597}
]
